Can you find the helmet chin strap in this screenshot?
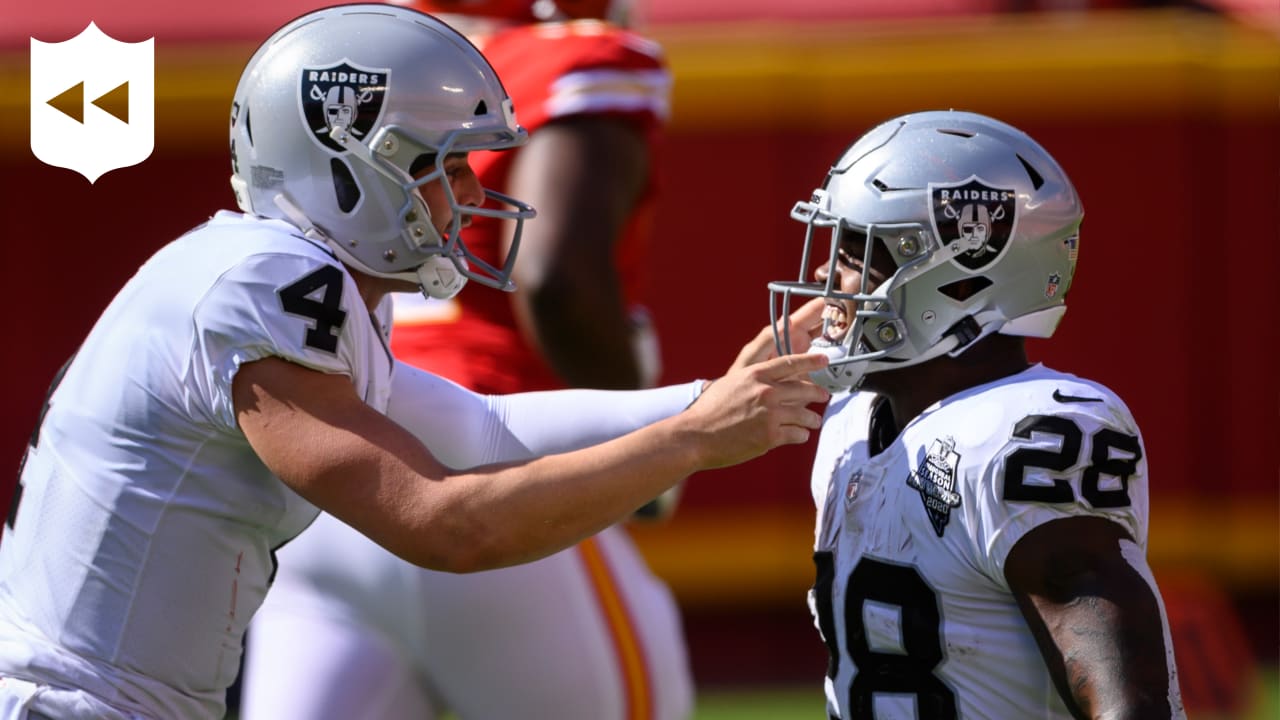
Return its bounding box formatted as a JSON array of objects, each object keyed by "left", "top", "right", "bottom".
[
  {"left": 271, "top": 193, "right": 469, "bottom": 301},
  {"left": 414, "top": 254, "right": 469, "bottom": 299},
  {"left": 807, "top": 343, "right": 868, "bottom": 393}
]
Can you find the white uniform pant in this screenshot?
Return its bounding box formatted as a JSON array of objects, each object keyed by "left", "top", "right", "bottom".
[
  {"left": 0, "top": 677, "right": 137, "bottom": 720},
  {"left": 241, "top": 513, "right": 693, "bottom": 720}
]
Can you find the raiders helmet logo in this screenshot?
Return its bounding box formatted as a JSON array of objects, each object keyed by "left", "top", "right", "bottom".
[
  {"left": 929, "top": 177, "right": 1017, "bottom": 271},
  {"left": 300, "top": 61, "right": 390, "bottom": 152}
]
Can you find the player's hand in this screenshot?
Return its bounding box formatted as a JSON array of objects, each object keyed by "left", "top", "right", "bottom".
[
  {"left": 681, "top": 352, "right": 829, "bottom": 469},
  {"left": 730, "top": 298, "right": 827, "bottom": 371}
]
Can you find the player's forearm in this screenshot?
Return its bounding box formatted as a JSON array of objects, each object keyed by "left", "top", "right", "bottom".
[
  {"left": 423, "top": 411, "right": 707, "bottom": 571},
  {"left": 387, "top": 358, "right": 700, "bottom": 467},
  {"left": 1029, "top": 575, "right": 1180, "bottom": 718},
  {"left": 488, "top": 382, "right": 703, "bottom": 457},
  {"left": 294, "top": 353, "right": 825, "bottom": 574},
  {"left": 390, "top": 353, "right": 824, "bottom": 571}
]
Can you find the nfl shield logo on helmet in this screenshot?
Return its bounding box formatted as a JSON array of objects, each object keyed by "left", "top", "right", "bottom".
[
  {"left": 301, "top": 61, "right": 390, "bottom": 152},
  {"left": 30, "top": 22, "right": 154, "bottom": 183},
  {"left": 929, "top": 176, "right": 1017, "bottom": 271}
]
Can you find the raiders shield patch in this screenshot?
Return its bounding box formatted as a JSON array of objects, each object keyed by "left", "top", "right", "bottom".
[
  {"left": 301, "top": 61, "right": 390, "bottom": 152},
  {"left": 929, "top": 176, "right": 1017, "bottom": 271}
]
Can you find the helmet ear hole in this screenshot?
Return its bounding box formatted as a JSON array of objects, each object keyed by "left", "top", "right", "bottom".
[
  {"left": 938, "top": 276, "right": 993, "bottom": 301},
  {"left": 330, "top": 158, "right": 360, "bottom": 213}
]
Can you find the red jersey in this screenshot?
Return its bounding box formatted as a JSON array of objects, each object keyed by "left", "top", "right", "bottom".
[{"left": 391, "top": 20, "right": 670, "bottom": 394}]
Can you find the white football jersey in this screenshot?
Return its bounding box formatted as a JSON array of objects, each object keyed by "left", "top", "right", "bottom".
[
  {"left": 0, "top": 212, "right": 394, "bottom": 720},
  {"left": 809, "top": 364, "right": 1175, "bottom": 719}
]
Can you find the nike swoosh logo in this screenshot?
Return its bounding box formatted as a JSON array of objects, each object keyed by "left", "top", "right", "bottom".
[{"left": 1052, "top": 389, "right": 1105, "bottom": 404}]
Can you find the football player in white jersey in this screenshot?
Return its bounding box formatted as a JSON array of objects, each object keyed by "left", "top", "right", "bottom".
[
  {"left": 768, "top": 110, "right": 1185, "bottom": 719},
  {"left": 0, "top": 6, "right": 828, "bottom": 720},
  {"left": 240, "top": 2, "right": 699, "bottom": 719}
]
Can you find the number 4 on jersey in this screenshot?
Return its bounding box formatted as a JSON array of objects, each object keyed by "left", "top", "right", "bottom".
[{"left": 278, "top": 265, "right": 348, "bottom": 353}]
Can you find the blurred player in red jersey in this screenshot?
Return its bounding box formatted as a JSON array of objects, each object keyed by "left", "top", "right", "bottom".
[
  {"left": 392, "top": 0, "right": 670, "bottom": 395},
  {"left": 240, "top": 2, "right": 694, "bottom": 718}
]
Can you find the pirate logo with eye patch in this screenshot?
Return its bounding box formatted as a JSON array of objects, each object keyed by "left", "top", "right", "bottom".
[
  {"left": 300, "top": 60, "right": 389, "bottom": 152},
  {"left": 930, "top": 176, "right": 1017, "bottom": 271}
]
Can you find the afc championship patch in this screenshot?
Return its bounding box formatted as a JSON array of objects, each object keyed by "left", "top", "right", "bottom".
[
  {"left": 906, "top": 437, "right": 963, "bottom": 537},
  {"left": 301, "top": 61, "right": 390, "bottom": 152},
  {"left": 929, "top": 176, "right": 1017, "bottom": 271}
]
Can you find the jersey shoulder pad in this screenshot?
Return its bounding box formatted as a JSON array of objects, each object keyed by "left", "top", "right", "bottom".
[
  {"left": 485, "top": 21, "right": 670, "bottom": 128},
  {"left": 933, "top": 369, "right": 1149, "bottom": 578},
  {"left": 999, "top": 366, "right": 1140, "bottom": 436},
  {"left": 971, "top": 367, "right": 1147, "bottom": 514},
  {"left": 198, "top": 250, "right": 357, "bottom": 363},
  {"left": 189, "top": 230, "right": 368, "bottom": 425},
  {"left": 514, "top": 20, "right": 666, "bottom": 69}
]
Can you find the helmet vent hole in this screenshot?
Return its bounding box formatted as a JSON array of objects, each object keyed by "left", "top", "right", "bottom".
[
  {"left": 871, "top": 178, "right": 915, "bottom": 192},
  {"left": 938, "top": 276, "right": 993, "bottom": 301},
  {"left": 330, "top": 158, "right": 360, "bottom": 213},
  {"left": 473, "top": 99, "right": 488, "bottom": 116},
  {"left": 937, "top": 128, "right": 975, "bottom": 138},
  {"left": 244, "top": 106, "right": 253, "bottom": 146},
  {"left": 1016, "top": 154, "right": 1045, "bottom": 190}
]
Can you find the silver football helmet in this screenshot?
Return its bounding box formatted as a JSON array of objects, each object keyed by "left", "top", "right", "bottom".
[
  {"left": 770, "top": 110, "right": 1083, "bottom": 391},
  {"left": 229, "top": 4, "right": 535, "bottom": 299}
]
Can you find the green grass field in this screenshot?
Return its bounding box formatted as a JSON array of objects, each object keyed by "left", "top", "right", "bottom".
[{"left": 692, "top": 687, "right": 821, "bottom": 719}]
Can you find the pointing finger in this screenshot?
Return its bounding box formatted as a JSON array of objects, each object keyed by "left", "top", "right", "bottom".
[{"left": 758, "top": 351, "right": 830, "bottom": 382}]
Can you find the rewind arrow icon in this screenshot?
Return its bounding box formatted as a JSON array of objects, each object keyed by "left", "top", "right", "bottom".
[{"left": 46, "top": 81, "right": 129, "bottom": 124}]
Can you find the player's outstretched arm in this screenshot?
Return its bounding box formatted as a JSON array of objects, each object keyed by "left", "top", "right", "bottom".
[
  {"left": 386, "top": 360, "right": 707, "bottom": 468},
  {"left": 234, "top": 353, "right": 828, "bottom": 573},
  {"left": 1005, "top": 516, "right": 1183, "bottom": 719},
  {"left": 385, "top": 297, "right": 830, "bottom": 470}
]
